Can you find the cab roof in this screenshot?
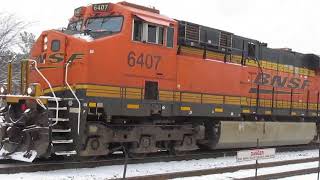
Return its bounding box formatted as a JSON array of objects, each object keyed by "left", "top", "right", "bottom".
[{"left": 117, "top": 1, "right": 176, "bottom": 24}]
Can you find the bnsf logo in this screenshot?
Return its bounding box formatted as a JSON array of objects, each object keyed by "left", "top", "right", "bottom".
[{"left": 254, "top": 73, "right": 310, "bottom": 89}]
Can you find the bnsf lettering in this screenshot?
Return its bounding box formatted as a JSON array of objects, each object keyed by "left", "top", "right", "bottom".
[
  {"left": 48, "top": 53, "right": 84, "bottom": 63},
  {"left": 254, "top": 73, "right": 310, "bottom": 89}
]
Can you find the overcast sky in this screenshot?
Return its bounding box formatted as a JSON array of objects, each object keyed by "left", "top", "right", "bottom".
[{"left": 1, "top": 0, "right": 319, "bottom": 54}]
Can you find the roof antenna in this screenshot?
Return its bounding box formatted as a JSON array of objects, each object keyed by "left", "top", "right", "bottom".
[{"left": 148, "top": 0, "right": 156, "bottom": 10}]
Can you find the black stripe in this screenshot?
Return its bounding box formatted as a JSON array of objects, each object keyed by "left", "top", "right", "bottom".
[{"left": 249, "top": 88, "right": 302, "bottom": 95}]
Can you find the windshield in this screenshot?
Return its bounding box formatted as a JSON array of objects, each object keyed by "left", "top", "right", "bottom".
[
  {"left": 67, "top": 20, "right": 83, "bottom": 31},
  {"left": 87, "top": 16, "right": 123, "bottom": 33}
]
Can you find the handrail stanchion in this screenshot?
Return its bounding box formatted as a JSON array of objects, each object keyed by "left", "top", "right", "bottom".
[
  {"left": 23, "top": 59, "right": 59, "bottom": 126},
  {"left": 7, "top": 61, "right": 12, "bottom": 94},
  {"left": 65, "top": 62, "right": 81, "bottom": 135}
]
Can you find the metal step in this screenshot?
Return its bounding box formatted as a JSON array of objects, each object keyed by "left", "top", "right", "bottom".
[
  {"left": 48, "top": 98, "right": 63, "bottom": 102},
  {"left": 55, "top": 150, "right": 77, "bottom": 156},
  {"left": 52, "top": 139, "right": 73, "bottom": 144},
  {"left": 49, "top": 118, "right": 69, "bottom": 122},
  {"left": 48, "top": 107, "right": 68, "bottom": 111},
  {"left": 52, "top": 129, "right": 71, "bottom": 133}
]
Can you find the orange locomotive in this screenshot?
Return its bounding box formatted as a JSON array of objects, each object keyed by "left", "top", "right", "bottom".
[{"left": 0, "top": 2, "right": 318, "bottom": 161}]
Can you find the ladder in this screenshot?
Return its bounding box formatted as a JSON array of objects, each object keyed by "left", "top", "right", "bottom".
[
  {"left": 21, "top": 59, "right": 81, "bottom": 157},
  {"left": 48, "top": 98, "right": 77, "bottom": 156}
]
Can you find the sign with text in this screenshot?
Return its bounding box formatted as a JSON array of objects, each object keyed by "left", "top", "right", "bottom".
[{"left": 236, "top": 148, "right": 276, "bottom": 162}]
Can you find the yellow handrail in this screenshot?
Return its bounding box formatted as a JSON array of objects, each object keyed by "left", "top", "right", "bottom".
[{"left": 7, "top": 61, "right": 12, "bottom": 94}]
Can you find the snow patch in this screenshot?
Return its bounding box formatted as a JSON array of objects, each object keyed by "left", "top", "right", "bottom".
[
  {"left": 172, "top": 161, "right": 319, "bottom": 180},
  {"left": 0, "top": 149, "right": 317, "bottom": 180},
  {"left": 0, "top": 148, "right": 37, "bottom": 162},
  {"left": 73, "top": 34, "right": 94, "bottom": 42}
]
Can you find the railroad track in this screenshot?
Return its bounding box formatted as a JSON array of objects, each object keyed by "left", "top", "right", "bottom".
[
  {"left": 0, "top": 144, "right": 316, "bottom": 175},
  {"left": 123, "top": 157, "right": 319, "bottom": 180}
]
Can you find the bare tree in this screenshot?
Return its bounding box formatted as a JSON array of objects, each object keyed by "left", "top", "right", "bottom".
[
  {"left": 0, "top": 13, "right": 30, "bottom": 58},
  {"left": 18, "top": 31, "right": 36, "bottom": 58},
  {"left": 0, "top": 13, "right": 32, "bottom": 94}
]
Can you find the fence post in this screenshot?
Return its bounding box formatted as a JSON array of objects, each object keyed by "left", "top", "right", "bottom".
[
  {"left": 122, "top": 145, "right": 128, "bottom": 179},
  {"left": 318, "top": 136, "right": 320, "bottom": 180},
  {"left": 255, "top": 138, "right": 259, "bottom": 179}
]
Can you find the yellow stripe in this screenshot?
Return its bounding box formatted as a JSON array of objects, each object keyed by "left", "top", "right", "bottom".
[
  {"left": 42, "top": 84, "right": 320, "bottom": 113},
  {"left": 87, "top": 92, "right": 121, "bottom": 98},
  {"left": 88, "top": 102, "right": 97, "bottom": 108},
  {"left": 181, "top": 46, "right": 316, "bottom": 77},
  {"left": 242, "top": 109, "right": 250, "bottom": 113},
  {"left": 43, "top": 86, "right": 66, "bottom": 94},
  {"left": 181, "top": 93, "right": 201, "bottom": 103},
  {"left": 180, "top": 106, "right": 191, "bottom": 111},
  {"left": 202, "top": 94, "right": 224, "bottom": 104},
  {"left": 265, "top": 110, "right": 272, "bottom": 115},
  {"left": 214, "top": 107, "right": 224, "bottom": 113},
  {"left": 225, "top": 96, "right": 241, "bottom": 105},
  {"left": 159, "top": 90, "right": 175, "bottom": 101},
  {"left": 127, "top": 104, "right": 140, "bottom": 109}
]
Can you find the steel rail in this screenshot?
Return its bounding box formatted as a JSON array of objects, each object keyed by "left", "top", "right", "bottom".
[
  {"left": 123, "top": 157, "right": 319, "bottom": 180},
  {"left": 0, "top": 145, "right": 316, "bottom": 175}
]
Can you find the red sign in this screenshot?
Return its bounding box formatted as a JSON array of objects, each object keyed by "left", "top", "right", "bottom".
[{"left": 237, "top": 148, "right": 276, "bottom": 162}]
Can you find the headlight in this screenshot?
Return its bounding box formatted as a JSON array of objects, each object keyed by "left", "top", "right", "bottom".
[
  {"left": 43, "top": 36, "right": 48, "bottom": 51},
  {"left": 0, "top": 87, "right": 5, "bottom": 94},
  {"left": 44, "top": 36, "right": 48, "bottom": 43},
  {"left": 27, "top": 86, "right": 35, "bottom": 96},
  {"left": 26, "top": 83, "right": 41, "bottom": 96},
  {"left": 0, "top": 84, "right": 7, "bottom": 95}
]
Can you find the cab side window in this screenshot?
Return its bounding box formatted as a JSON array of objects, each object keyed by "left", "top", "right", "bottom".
[
  {"left": 167, "top": 27, "right": 174, "bottom": 48},
  {"left": 133, "top": 19, "right": 165, "bottom": 45},
  {"left": 147, "top": 24, "right": 157, "bottom": 43},
  {"left": 133, "top": 20, "right": 143, "bottom": 41},
  {"left": 159, "top": 27, "right": 164, "bottom": 44}
]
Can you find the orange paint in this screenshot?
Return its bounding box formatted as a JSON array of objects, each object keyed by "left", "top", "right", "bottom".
[{"left": 28, "top": 1, "right": 319, "bottom": 105}]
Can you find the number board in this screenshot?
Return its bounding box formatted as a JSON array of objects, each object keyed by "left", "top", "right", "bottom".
[
  {"left": 74, "top": 7, "right": 84, "bottom": 17},
  {"left": 92, "top": 3, "right": 109, "bottom": 12}
]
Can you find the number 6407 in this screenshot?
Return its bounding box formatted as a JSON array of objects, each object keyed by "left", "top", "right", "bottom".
[{"left": 127, "top": 51, "right": 161, "bottom": 70}]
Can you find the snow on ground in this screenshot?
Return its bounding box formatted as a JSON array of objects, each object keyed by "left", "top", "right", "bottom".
[
  {"left": 280, "top": 173, "right": 320, "bottom": 180},
  {"left": 172, "top": 161, "right": 318, "bottom": 180},
  {"left": 0, "top": 149, "right": 318, "bottom": 180}
]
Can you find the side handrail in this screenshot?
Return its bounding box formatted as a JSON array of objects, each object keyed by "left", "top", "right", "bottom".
[
  {"left": 65, "top": 62, "right": 81, "bottom": 135},
  {"left": 22, "top": 59, "right": 60, "bottom": 126}
]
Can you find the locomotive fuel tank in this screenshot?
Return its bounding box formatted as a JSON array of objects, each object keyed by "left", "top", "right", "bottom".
[{"left": 202, "top": 121, "right": 317, "bottom": 149}]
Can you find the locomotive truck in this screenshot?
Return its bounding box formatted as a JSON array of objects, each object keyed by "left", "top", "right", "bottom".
[{"left": 0, "top": 1, "right": 318, "bottom": 162}]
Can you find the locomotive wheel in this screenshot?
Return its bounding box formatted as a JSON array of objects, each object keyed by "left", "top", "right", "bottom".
[
  {"left": 128, "top": 152, "right": 147, "bottom": 158},
  {"left": 127, "top": 141, "right": 148, "bottom": 158},
  {"left": 170, "top": 135, "right": 197, "bottom": 156},
  {"left": 128, "top": 136, "right": 158, "bottom": 157},
  {"left": 169, "top": 148, "right": 187, "bottom": 156}
]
